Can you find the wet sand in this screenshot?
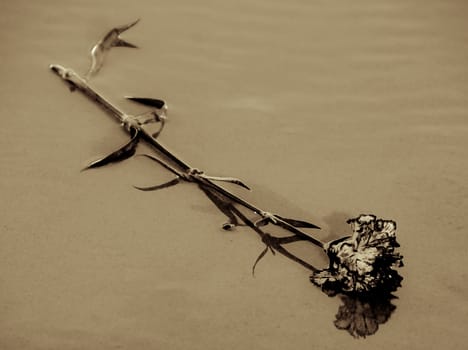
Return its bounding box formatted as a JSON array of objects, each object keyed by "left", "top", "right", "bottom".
[{"left": 1, "top": 0, "right": 468, "bottom": 348}]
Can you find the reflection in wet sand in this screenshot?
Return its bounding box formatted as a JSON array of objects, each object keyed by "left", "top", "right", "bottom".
[{"left": 334, "top": 293, "right": 397, "bottom": 338}]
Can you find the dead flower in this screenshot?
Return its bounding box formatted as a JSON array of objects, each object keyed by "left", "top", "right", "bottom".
[{"left": 311, "top": 214, "right": 403, "bottom": 295}]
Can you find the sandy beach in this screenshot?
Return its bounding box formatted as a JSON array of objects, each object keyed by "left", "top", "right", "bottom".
[{"left": 1, "top": 0, "right": 468, "bottom": 348}]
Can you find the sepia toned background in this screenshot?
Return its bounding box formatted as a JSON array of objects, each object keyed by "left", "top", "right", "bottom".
[{"left": 1, "top": 0, "right": 467, "bottom": 348}]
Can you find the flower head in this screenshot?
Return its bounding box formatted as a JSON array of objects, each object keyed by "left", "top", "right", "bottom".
[{"left": 311, "top": 214, "right": 403, "bottom": 295}]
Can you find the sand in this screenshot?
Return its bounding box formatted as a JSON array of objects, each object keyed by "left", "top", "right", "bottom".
[{"left": 1, "top": 0, "right": 467, "bottom": 348}]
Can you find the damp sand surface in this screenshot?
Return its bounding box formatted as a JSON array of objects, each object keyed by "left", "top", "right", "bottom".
[{"left": 1, "top": 1, "right": 468, "bottom": 349}]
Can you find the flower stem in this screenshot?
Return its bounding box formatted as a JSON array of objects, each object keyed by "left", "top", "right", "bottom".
[{"left": 49, "top": 63, "right": 326, "bottom": 251}]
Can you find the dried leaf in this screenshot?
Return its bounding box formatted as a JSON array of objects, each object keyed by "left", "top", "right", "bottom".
[
  {"left": 82, "top": 128, "right": 139, "bottom": 170},
  {"left": 276, "top": 215, "right": 321, "bottom": 229},
  {"left": 133, "top": 177, "right": 180, "bottom": 191},
  {"left": 126, "top": 97, "right": 167, "bottom": 110},
  {"left": 86, "top": 19, "right": 140, "bottom": 79},
  {"left": 252, "top": 246, "right": 269, "bottom": 276}
]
